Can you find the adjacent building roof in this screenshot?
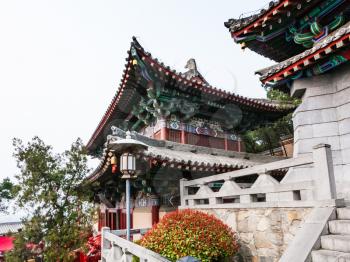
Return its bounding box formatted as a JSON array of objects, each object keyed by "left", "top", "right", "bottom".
[
  {"left": 0, "top": 222, "right": 23, "bottom": 235},
  {"left": 225, "top": 0, "right": 350, "bottom": 62},
  {"left": 256, "top": 21, "right": 350, "bottom": 85},
  {"left": 225, "top": 0, "right": 292, "bottom": 34},
  {"left": 86, "top": 37, "right": 293, "bottom": 154}
]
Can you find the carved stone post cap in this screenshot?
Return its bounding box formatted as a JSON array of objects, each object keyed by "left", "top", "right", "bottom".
[{"left": 313, "top": 143, "right": 331, "bottom": 149}]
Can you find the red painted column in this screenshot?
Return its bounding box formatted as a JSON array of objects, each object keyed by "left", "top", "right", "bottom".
[
  {"left": 119, "top": 210, "right": 126, "bottom": 229},
  {"left": 160, "top": 118, "right": 168, "bottom": 140},
  {"left": 181, "top": 130, "right": 186, "bottom": 144},
  {"left": 238, "top": 138, "right": 242, "bottom": 152},
  {"left": 160, "top": 127, "right": 168, "bottom": 140},
  {"left": 111, "top": 212, "right": 114, "bottom": 230},
  {"left": 151, "top": 206, "right": 160, "bottom": 225},
  {"left": 105, "top": 210, "right": 109, "bottom": 228},
  {"left": 98, "top": 211, "right": 101, "bottom": 231},
  {"left": 224, "top": 136, "right": 228, "bottom": 151}
]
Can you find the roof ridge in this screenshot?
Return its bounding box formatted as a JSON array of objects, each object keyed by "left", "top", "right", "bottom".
[
  {"left": 130, "top": 37, "right": 288, "bottom": 108},
  {"left": 225, "top": 0, "right": 283, "bottom": 33},
  {"left": 86, "top": 38, "right": 294, "bottom": 151}
]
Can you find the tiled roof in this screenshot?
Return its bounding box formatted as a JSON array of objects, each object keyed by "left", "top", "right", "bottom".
[
  {"left": 87, "top": 128, "right": 285, "bottom": 182},
  {"left": 256, "top": 21, "right": 350, "bottom": 82},
  {"left": 130, "top": 37, "right": 289, "bottom": 110},
  {"left": 86, "top": 37, "right": 292, "bottom": 152},
  {"left": 225, "top": 0, "right": 283, "bottom": 33},
  {"left": 0, "top": 222, "right": 23, "bottom": 235}
]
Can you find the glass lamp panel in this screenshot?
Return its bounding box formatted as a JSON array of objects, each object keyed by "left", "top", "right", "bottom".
[
  {"left": 127, "top": 153, "right": 135, "bottom": 172},
  {"left": 121, "top": 154, "right": 128, "bottom": 172}
]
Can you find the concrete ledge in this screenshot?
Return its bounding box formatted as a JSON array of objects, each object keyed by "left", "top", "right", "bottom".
[{"left": 179, "top": 199, "right": 344, "bottom": 209}]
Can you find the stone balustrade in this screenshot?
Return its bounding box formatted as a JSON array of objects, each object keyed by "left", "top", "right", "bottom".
[
  {"left": 101, "top": 227, "right": 170, "bottom": 262},
  {"left": 180, "top": 144, "right": 342, "bottom": 209}
]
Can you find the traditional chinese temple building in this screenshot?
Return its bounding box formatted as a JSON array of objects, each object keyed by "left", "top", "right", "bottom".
[
  {"left": 86, "top": 38, "right": 293, "bottom": 231},
  {"left": 225, "top": 0, "right": 350, "bottom": 200}
]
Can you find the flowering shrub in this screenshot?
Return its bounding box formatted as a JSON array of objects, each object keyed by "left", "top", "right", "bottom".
[
  {"left": 76, "top": 234, "right": 101, "bottom": 262},
  {"left": 139, "top": 209, "right": 239, "bottom": 262},
  {"left": 85, "top": 234, "right": 101, "bottom": 261}
]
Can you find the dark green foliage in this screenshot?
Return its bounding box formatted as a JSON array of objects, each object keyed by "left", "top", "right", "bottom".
[
  {"left": 0, "top": 178, "right": 17, "bottom": 212},
  {"left": 140, "top": 209, "right": 239, "bottom": 262},
  {"left": 243, "top": 89, "right": 299, "bottom": 154},
  {"left": 243, "top": 113, "right": 293, "bottom": 154},
  {"left": 5, "top": 137, "right": 94, "bottom": 262},
  {"left": 266, "top": 88, "right": 301, "bottom": 107}
]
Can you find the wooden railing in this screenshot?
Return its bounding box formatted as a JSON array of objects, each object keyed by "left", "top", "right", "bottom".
[
  {"left": 101, "top": 227, "right": 170, "bottom": 262},
  {"left": 180, "top": 144, "right": 340, "bottom": 209}
]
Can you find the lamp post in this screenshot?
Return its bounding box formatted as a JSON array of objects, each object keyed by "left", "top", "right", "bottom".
[{"left": 109, "top": 131, "right": 148, "bottom": 241}]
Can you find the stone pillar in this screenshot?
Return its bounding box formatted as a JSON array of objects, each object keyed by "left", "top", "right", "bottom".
[
  {"left": 179, "top": 178, "right": 188, "bottom": 207},
  {"left": 101, "top": 227, "right": 110, "bottom": 261},
  {"left": 312, "top": 144, "right": 337, "bottom": 200},
  {"left": 288, "top": 63, "right": 350, "bottom": 199}
]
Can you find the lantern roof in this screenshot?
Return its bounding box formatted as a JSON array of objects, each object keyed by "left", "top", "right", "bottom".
[{"left": 108, "top": 131, "right": 148, "bottom": 153}]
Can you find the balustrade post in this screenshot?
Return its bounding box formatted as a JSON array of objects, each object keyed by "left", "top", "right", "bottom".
[
  {"left": 123, "top": 248, "right": 133, "bottom": 262},
  {"left": 312, "top": 144, "right": 337, "bottom": 200},
  {"left": 101, "top": 227, "right": 110, "bottom": 261},
  {"left": 180, "top": 178, "right": 188, "bottom": 206}
]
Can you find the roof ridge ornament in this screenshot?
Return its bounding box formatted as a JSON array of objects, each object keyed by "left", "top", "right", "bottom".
[
  {"left": 183, "top": 58, "right": 209, "bottom": 85},
  {"left": 184, "top": 58, "right": 199, "bottom": 78}
]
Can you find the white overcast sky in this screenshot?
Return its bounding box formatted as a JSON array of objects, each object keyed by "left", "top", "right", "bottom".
[{"left": 0, "top": 0, "right": 273, "bottom": 185}]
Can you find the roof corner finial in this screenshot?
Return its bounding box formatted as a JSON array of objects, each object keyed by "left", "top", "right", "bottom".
[
  {"left": 184, "top": 58, "right": 199, "bottom": 80},
  {"left": 126, "top": 130, "right": 132, "bottom": 139},
  {"left": 131, "top": 36, "right": 142, "bottom": 50},
  {"left": 185, "top": 58, "right": 198, "bottom": 72},
  {"left": 182, "top": 58, "right": 209, "bottom": 85}
]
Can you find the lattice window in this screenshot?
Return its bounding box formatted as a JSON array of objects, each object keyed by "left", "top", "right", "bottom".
[
  {"left": 168, "top": 130, "right": 181, "bottom": 143},
  {"left": 209, "top": 137, "right": 225, "bottom": 150},
  {"left": 227, "top": 140, "right": 239, "bottom": 151}
]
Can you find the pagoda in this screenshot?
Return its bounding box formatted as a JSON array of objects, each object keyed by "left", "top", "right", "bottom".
[
  {"left": 87, "top": 38, "right": 292, "bottom": 231},
  {"left": 225, "top": 0, "right": 350, "bottom": 200}
]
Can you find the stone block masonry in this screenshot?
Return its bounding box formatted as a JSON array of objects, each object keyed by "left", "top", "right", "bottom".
[
  {"left": 289, "top": 63, "right": 350, "bottom": 200},
  {"left": 200, "top": 208, "right": 312, "bottom": 262}
]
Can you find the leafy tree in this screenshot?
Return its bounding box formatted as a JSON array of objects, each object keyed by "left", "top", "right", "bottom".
[
  {"left": 0, "top": 178, "right": 17, "bottom": 212},
  {"left": 243, "top": 113, "right": 293, "bottom": 154},
  {"left": 243, "top": 89, "right": 299, "bottom": 154},
  {"left": 266, "top": 88, "right": 301, "bottom": 107},
  {"left": 6, "top": 137, "right": 94, "bottom": 262}
]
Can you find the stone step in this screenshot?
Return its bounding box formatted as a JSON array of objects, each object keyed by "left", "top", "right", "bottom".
[
  {"left": 321, "top": 235, "right": 350, "bottom": 253},
  {"left": 337, "top": 208, "right": 350, "bottom": 220},
  {"left": 312, "top": 250, "right": 350, "bottom": 262},
  {"left": 329, "top": 220, "right": 350, "bottom": 235}
]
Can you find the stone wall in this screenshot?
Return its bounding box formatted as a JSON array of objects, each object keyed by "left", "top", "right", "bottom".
[
  {"left": 288, "top": 63, "right": 350, "bottom": 199},
  {"left": 200, "top": 207, "right": 312, "bottom": 262}
]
